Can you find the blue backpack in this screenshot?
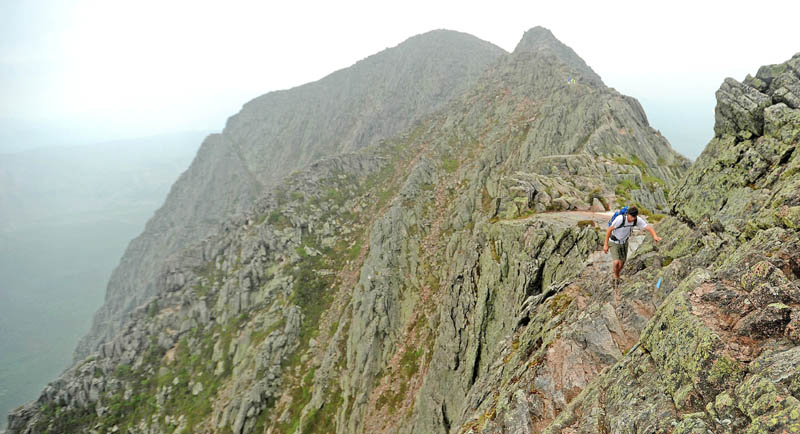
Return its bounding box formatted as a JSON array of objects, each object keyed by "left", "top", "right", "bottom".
[{"left": 608, "top": 206, "right": 631, "bottom": 228}]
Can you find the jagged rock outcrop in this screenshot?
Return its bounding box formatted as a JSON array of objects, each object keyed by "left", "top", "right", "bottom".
[
  {"left": 458, "top": 52, "right": 800, "bottom": 433},
  {"left": 9, "top": 27, "right": 697, "bottom": 434},
  {"left": 75, "top": 30, "right": 506, "bottom": 360}
]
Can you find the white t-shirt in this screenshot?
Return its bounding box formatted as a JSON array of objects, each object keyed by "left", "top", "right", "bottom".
[{"left": 610, "top": 215, "right": 648, "bottom": 244}]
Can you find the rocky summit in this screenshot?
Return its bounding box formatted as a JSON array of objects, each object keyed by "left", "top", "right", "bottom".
[{"left": 8, "top": 28, "right": 800, "bottom": 434}]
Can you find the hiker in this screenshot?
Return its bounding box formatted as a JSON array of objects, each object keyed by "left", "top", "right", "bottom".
[{"left": 603, "top": 206, "right": 661, "bottom": 283}]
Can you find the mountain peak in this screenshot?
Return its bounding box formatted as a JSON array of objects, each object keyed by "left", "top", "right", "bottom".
[
  {"left": 512, "top": 26, "right": 603, "bottom": 84},
  {"left": 513, "top": 26, "right": 560, "bottom": 52}
]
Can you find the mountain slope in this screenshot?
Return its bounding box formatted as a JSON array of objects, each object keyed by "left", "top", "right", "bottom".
[
  {"left": 8, "top": 27, "right": 692, "bottom": 433},
  {"left": 461, "top": 52, "right": 800, "bottom": 433},
  {"left": 75, "top": 30, "right": 506, "bottom": 360}
]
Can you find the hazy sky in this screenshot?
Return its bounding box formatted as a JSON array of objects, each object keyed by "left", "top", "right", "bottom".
[{"left": 2, "top": 0, "right": 799, "bottom": 157}]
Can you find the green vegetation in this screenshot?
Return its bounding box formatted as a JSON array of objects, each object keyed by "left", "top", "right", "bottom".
[
  {"left": 400, "top": 347, "right": 424, "bottom": 379},
  {"left": 324, "top": 187, "right": 347, "bottom": 206},
  {"left": 549, "top": 292, "right": 573, "bottom": 317},
  {"left": 586, "top": 188, "right": 608, "bottom": 210},
  {"left": 300, "top": 383, "right": 343, "bottom": 434},
  {"left": 347, "top": 240, "right": 362, "bottom": 260},
  {"left": 613, "top": 155, "right": 667, "bottom": 203},
  {"left": 615, "top": 179, "right": 639, "bottom": 200},
  {"left": 376, "top": 380, "right": 408, "bottom": 415},
  {"left": 613, "top": 155, "right": 647, "bottom": 172},
  {"left": 642, "top": 173, "right": 665, "bottom": 187},
  {"left": 276, "top": 368, "right": 316, "bottom": 433},
  {"left": 442, "top": 158, "right": 459, "bottom": 173},
  {"left": 267, "top": 209, "right": 291, "bottom": 227},
  {"left": 32, "top": 403, "right": 96, "bottom": 434},
  {"left": 41, "top": 316, "right": 251, "bottom": 433},
  {"left": 113, "top": 363, "right": 133, "bottom": 379},
  {"left": 251, "top": 316, "right": 287, "bottom": 344},
  {"left": 193, "top": 259, "right": 224, "bottom": 298},
  {"left": 147, "top": 300, "right": 159, "bottom": 318}
]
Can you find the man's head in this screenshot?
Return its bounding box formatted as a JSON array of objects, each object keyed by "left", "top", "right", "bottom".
[{"left": 627, "top": 206, "right": 639, "bottom": 222}]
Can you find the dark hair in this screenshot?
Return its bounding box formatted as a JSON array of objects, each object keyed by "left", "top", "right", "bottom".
[{"left": 628, "top": 206, "right": 639, "bottom": 217}]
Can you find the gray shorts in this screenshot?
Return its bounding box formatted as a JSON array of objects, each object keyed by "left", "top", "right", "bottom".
[{"left": 611, "top": 241, "right": 628, "bottom": 262}]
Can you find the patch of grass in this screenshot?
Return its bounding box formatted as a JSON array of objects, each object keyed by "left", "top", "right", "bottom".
[
  {"left": 290, "top": 257, "right": 331, "bottom": 344},
  {"left": 114, "top": 364, "right": 133, "bottom": 379},
  {"left": 32, "top": 402, "right": 96, "bottom": 434},
  {"left": 549, "top": 292, "right": 573, "bottom": 317},
  {"left": 267, "top": 209, "right": 291, "bottom": 227},
  {"left": 300, "top": 383, "right": 342, "bottom": 434},
  {"left": 615, "top": 179, "right": 639, "bottom": 199},
  {"left": 376, "top": 382, "right": 408, "bottom": 415},
  {"left": 642, "top": 173, "right": 665, "bottom": 187},
  {"left": 347, "top": 240, "right": 362, "bottom": 260},
  {"left": 442, "top": 158, "right": 459, "bottom": 173},
  {"left": 325, "top": 188, "right": 347, "bottom": 206},
  {"left": 147, "top": 300, "right": 159, "bottom": 318},
  {"left": 586, "top": 188, "right": 608, "bottom": 210},
  {"left": 251, "top": 317, "right": 286, "bottom": 344},
  {"left": 276, "top": 368, "right": 317, "bottom": 433},
  {"left": 400, "top": 348, "right": 424, "bottom": 379},
  {"left": 634, "top": 203, "right": 654, "bottom": 218}
]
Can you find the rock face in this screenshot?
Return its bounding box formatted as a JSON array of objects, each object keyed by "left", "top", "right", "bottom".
[
  {"left": 535, "top": 52, "right": 800, "bottom": 433},
  {"left": 75, "top": 30, "right": 506, "bottom": 359},
  {"left": 13, "top": 27, "right": 758, "bottom": 434}
]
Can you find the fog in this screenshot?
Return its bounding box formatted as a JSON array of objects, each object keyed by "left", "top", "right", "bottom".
[
  {"left": 0, "top": 132, "right": 205, "bottom": 426},
  {"left": 3, "top": 1, "right": 800, "bottom": 157},
  {"left": 2, "top": 0, "right": 800, "bottom": 428}
]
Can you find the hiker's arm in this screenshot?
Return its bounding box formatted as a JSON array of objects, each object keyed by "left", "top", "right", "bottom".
[
  {"left": 645, "top": 225, "right": 662, "bottom": 242},
  {"left": 603, "top": 226, "right": 613, "bottom": 253}
]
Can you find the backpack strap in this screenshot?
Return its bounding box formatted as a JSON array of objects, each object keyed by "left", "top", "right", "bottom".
[
  {"left": 616, "top": 214, "right": 627, "bottom": 228},
  {"left": 616, "top": 214, "right": 637, "bottom": 228}
]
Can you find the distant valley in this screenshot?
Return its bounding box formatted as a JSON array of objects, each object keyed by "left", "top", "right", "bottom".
[{"left": 0, "top": 131, "right": 206, "bottom": 429}]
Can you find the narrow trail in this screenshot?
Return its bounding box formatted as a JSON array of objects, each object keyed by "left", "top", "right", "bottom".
[
  {"left": 502, "top": 209, "right": 613, "bottom": 227},
  {"left": 503, "top": 209, "right": 647, "bottom": 264},
  {"left": 518, "top": 209, "right": 652, "bottom": 341},
  {"left": 500, "top": 208, "right": 653, "bottom": 321}
]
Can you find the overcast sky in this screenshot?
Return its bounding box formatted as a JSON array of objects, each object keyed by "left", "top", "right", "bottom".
[{"left": 2, "top": 0, "right": 799, "bottom": 158}]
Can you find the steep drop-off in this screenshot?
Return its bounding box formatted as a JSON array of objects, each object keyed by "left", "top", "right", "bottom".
[
  {"left": 76, "top": 30, "right": 506, "bottom": 359},
  {"left": 9, "top": 27, "right": 703, "bottom": 433}
]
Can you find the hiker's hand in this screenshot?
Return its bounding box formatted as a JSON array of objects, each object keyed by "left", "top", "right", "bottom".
[
  {"left": 654, "top": 236, "right": 662, "bottom": 243},
  {"left": 603, "top": 244, "right": 609, "bottom": 254}
]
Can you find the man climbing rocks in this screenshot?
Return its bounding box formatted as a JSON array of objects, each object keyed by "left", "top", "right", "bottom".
[{"left": 603, "top": 206, "right": 661, "bottom": 284}]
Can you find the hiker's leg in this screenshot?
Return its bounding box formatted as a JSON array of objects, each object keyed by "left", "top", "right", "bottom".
[
  {"left": 616, "top": 243, "right": 628, "bottom": 278},
  {"left": 613, "top": 260, "right": 623, "bottom": 279}
]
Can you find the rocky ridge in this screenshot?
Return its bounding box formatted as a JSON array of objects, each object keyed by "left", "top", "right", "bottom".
[
  {"left": 457, "top": 52, "right": 800, "bottom": 433},
  {"left": 7, "top": 27, "right": 707, "bottom": 434},
  {"left": 76, "top": 29, "right": 506, "bottom": 360}
]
